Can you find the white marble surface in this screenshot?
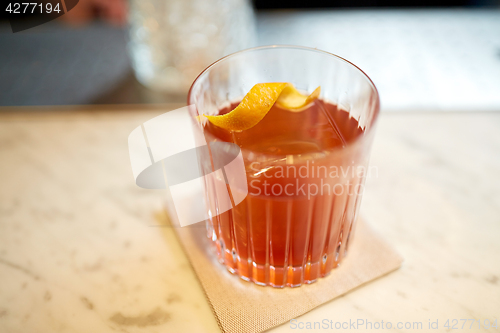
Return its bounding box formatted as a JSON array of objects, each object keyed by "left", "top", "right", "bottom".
[{"left": 0, "top": 107, "right": 499, "bottom": 333}]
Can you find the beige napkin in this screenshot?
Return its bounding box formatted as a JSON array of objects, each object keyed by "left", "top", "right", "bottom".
[{"left": 168, "top": 215, "right": 403, "bottom": 333}]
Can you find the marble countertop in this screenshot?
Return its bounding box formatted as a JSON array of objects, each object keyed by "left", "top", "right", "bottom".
[{"left": 0, "top": 106, "right": 499, "bottom": 333}]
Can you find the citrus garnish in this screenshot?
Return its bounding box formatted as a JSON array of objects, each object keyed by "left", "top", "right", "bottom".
[
  {"left": 277, "top": 85, "right": 321, "bottom": 112},
  {"left": 203, "top": 83, "right": 320, "bottom": 131}
]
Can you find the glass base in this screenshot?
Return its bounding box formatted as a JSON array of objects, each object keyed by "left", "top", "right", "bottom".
[{"left": 210, "top": 237, "right": 348, "bottom": 288}]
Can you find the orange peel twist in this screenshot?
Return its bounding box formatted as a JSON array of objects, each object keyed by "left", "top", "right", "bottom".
[{"left": 203, "top": 83, "right": 320, "bottom": 131}]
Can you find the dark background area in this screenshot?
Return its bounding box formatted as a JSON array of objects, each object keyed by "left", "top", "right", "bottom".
[
  {"left": 1, "top": 0, "right": 499, "bottom": 22},
  {"left": 1, "top": 1, "right": 499, "bottom": 107},
  {"left": 252, "top": 0, "right": 498, "bottom": 7}
]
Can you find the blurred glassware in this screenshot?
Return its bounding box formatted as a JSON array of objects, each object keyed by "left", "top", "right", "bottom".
[{"left": 128, "top": 0, "right": 256, "bottom": 94}]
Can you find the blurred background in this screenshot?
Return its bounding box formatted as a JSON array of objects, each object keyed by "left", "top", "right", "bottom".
[{"left": 0, "top": 0, "right": 499, "bottom": 111}]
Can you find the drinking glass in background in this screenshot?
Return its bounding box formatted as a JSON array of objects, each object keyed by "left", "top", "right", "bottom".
[
  {"left": 188, "top": 46, "right": 380, "bottom": 287},
  {"left": 128, "top": 0, "right": 256, "bottom": 94}
]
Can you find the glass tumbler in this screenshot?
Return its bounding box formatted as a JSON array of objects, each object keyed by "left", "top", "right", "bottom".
[
  {"left": 128, "top": 0, "right": 255, "bottom": 93},
  {"left": 188, "top": 46, "right": 380, "bottom": 287}
]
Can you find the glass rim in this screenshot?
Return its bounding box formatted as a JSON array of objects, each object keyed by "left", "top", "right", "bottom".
[{"left": 187, "top": 45, "right": 381, "bottom": 161}]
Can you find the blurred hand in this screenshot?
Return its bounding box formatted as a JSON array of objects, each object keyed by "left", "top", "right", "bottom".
[{"left": 59, "top": 0, "right": 128, "bottom": 26}]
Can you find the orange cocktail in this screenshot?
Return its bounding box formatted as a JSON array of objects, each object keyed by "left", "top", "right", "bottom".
[{"left": 188, "top": 46, "right": 380, "bottom": 287}]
